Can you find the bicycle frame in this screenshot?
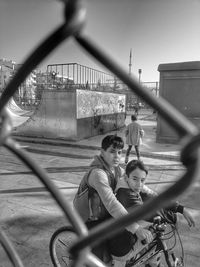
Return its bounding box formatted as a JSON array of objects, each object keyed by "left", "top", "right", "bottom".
[
  {"left": 126, "top": 218, "right": 184, "bottom": 267},
  {"left": 126, "top": 240, "right": 161, "bottom": 267},
  {"left": 49, "top": 217, "right": 184, "bottom": 267}
]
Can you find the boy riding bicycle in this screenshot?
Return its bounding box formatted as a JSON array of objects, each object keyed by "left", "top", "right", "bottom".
[
  {"left": 73, "top": 135, "right": 154, "bottom": 265},
  {"left": 73, "top": 136, "right": 195, "bottom": 267}
]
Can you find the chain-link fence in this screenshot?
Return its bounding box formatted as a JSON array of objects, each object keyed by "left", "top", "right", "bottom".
[{"left": 0, "top": 1, "right": 199, "bottom": 266}]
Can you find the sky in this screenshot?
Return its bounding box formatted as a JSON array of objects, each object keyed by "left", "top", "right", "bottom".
[{"left": 1, "top": 0, "right": 200, "bottom": 82}]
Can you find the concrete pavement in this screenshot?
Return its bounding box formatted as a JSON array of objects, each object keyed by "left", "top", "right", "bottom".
[
  {"left": 13, "top": 112, "right": 181, "bottom": 161},
  {"left": 0, "top": 111, "right": 199, "bottom": 266}
]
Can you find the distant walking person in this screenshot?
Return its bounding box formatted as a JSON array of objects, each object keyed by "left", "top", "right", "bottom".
[
  {"left": 125, "top": 115, "right": 144, "bottom": 163},
  {"left": 133, "top": 103, "right": 139, "bottom": 116}
]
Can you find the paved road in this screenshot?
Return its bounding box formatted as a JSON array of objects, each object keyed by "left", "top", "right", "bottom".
[{"left": 0, "top": 114, "right": 199, "bottom": 266}]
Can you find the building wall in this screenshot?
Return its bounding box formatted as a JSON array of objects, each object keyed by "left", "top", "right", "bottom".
[
  {"left": 0, "top": 59, "right": 15, "bottom": 91},
  {"left": 157, "top": 61, "right": 200, "bottom": 143}
]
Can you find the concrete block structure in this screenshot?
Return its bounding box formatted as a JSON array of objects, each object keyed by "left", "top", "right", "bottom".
[{"left": 14, "top": 89, "right": 126, "bottom": 140}]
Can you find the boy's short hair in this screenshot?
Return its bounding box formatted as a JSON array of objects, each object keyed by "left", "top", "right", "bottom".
[
  {"left": 101, "top": 135, "right": 124, "bottom": 151},
  {"left": 126, "top": 160, "right": 148, "bottom": 177},
  {"left": 131, "top": 115, "right": 137, "bottom": 121}
]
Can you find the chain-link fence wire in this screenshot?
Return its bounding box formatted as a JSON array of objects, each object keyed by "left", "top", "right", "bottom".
[{"left": 1, "top": 1, "right": 200, "bottom": 266}]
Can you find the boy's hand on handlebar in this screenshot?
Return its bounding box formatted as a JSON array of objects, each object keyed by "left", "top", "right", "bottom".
[
  {"left": 135, "top": 227, "right": 153, "bottom": 244},
  {"left": 183, "top": 208, "right": 195, "bottom": 227}
]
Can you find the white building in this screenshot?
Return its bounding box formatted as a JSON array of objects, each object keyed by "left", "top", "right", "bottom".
[{"left": 0, "top": 59, "right": 15, "bottom": 91}]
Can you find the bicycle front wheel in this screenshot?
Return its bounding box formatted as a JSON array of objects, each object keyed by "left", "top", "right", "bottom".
[{"left": 49, "top": 226, "right": 77, "bottom": 267}]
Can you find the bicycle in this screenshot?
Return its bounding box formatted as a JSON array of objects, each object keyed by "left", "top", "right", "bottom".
[{"left": 49, "top": 216, "right": 184, "bottom": 267}]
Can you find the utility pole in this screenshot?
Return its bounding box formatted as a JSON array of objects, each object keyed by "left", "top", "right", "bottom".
[
  {"left": 138, "top": 68, "right": 142, "bottom": 83},
  {"left": 128, "top": 48, "right": 132, "bottom": 76},
  {"left": 127, "top": 49, "right": 133, "bottom": 112},
  {"left": 137, "top": 68, "right": 142, "bottom": 105}
]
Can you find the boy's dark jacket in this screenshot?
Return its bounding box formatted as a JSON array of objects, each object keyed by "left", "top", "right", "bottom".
[{"left": 116, "top": 177, "right": 184, "bottom": 224}]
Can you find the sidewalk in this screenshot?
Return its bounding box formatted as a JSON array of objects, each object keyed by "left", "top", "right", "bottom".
[
  {"left": 13, "top": 112, "right": 181, "bottom": 161},
  {"left": 1, "top": 112, "right": 199, "bottom": 266}
]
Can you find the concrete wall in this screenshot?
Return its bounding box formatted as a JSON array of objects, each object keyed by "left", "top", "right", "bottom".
[
  {"left": 77, "top": 113, "right": 125, "bottom": 139},
  {"left": 15, "top": 89, "right": 77, "bottom": 139},
  {"left": 76, "top": 89, "right": 126, "bottom": 140},
  {"left": 157, "top": 61, "right": 200, "bottom": 143},
  {"left": 14, "top": 89, "right": 126, "bottom": 140}
]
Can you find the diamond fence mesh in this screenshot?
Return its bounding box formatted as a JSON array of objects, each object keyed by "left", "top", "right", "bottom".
[{"left": 0, "top": 1, "right": 200, "bottom": 266}]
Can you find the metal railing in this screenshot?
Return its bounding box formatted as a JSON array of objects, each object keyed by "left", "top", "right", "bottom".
[
  {"left": 0, "top": 1, "right": 200, "bottom": 266},
  {"left": 47, "top": 63, "right": 115, "bottom": 90}
]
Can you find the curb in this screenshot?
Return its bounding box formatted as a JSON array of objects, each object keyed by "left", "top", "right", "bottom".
[{"left": 14, "top": 136, "right": 180, "bottom": 161}]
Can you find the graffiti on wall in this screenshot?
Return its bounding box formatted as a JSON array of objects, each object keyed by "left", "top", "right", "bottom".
[{"left": 76, "top": 89, "right": 126, "bottom": 119}]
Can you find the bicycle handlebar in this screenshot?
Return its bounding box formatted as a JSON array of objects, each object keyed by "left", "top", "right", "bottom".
[{"left": 141, "top": 216, "right": 168, "bottom": 245}]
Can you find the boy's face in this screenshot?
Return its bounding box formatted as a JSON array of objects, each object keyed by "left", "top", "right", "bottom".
[
  {"left": 101, "top": 145, "right": 123, "bottom": 168},
  {"left": 126, "top": 167, "right": 147, "bottom": 193}
]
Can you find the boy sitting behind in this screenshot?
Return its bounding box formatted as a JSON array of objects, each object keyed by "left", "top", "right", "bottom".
[
  {"left": 111, "top": 160, "right": 195, "bottom": 267},
  {"left": 116, "top": 160, "right": 195, "bottom": 226}
]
